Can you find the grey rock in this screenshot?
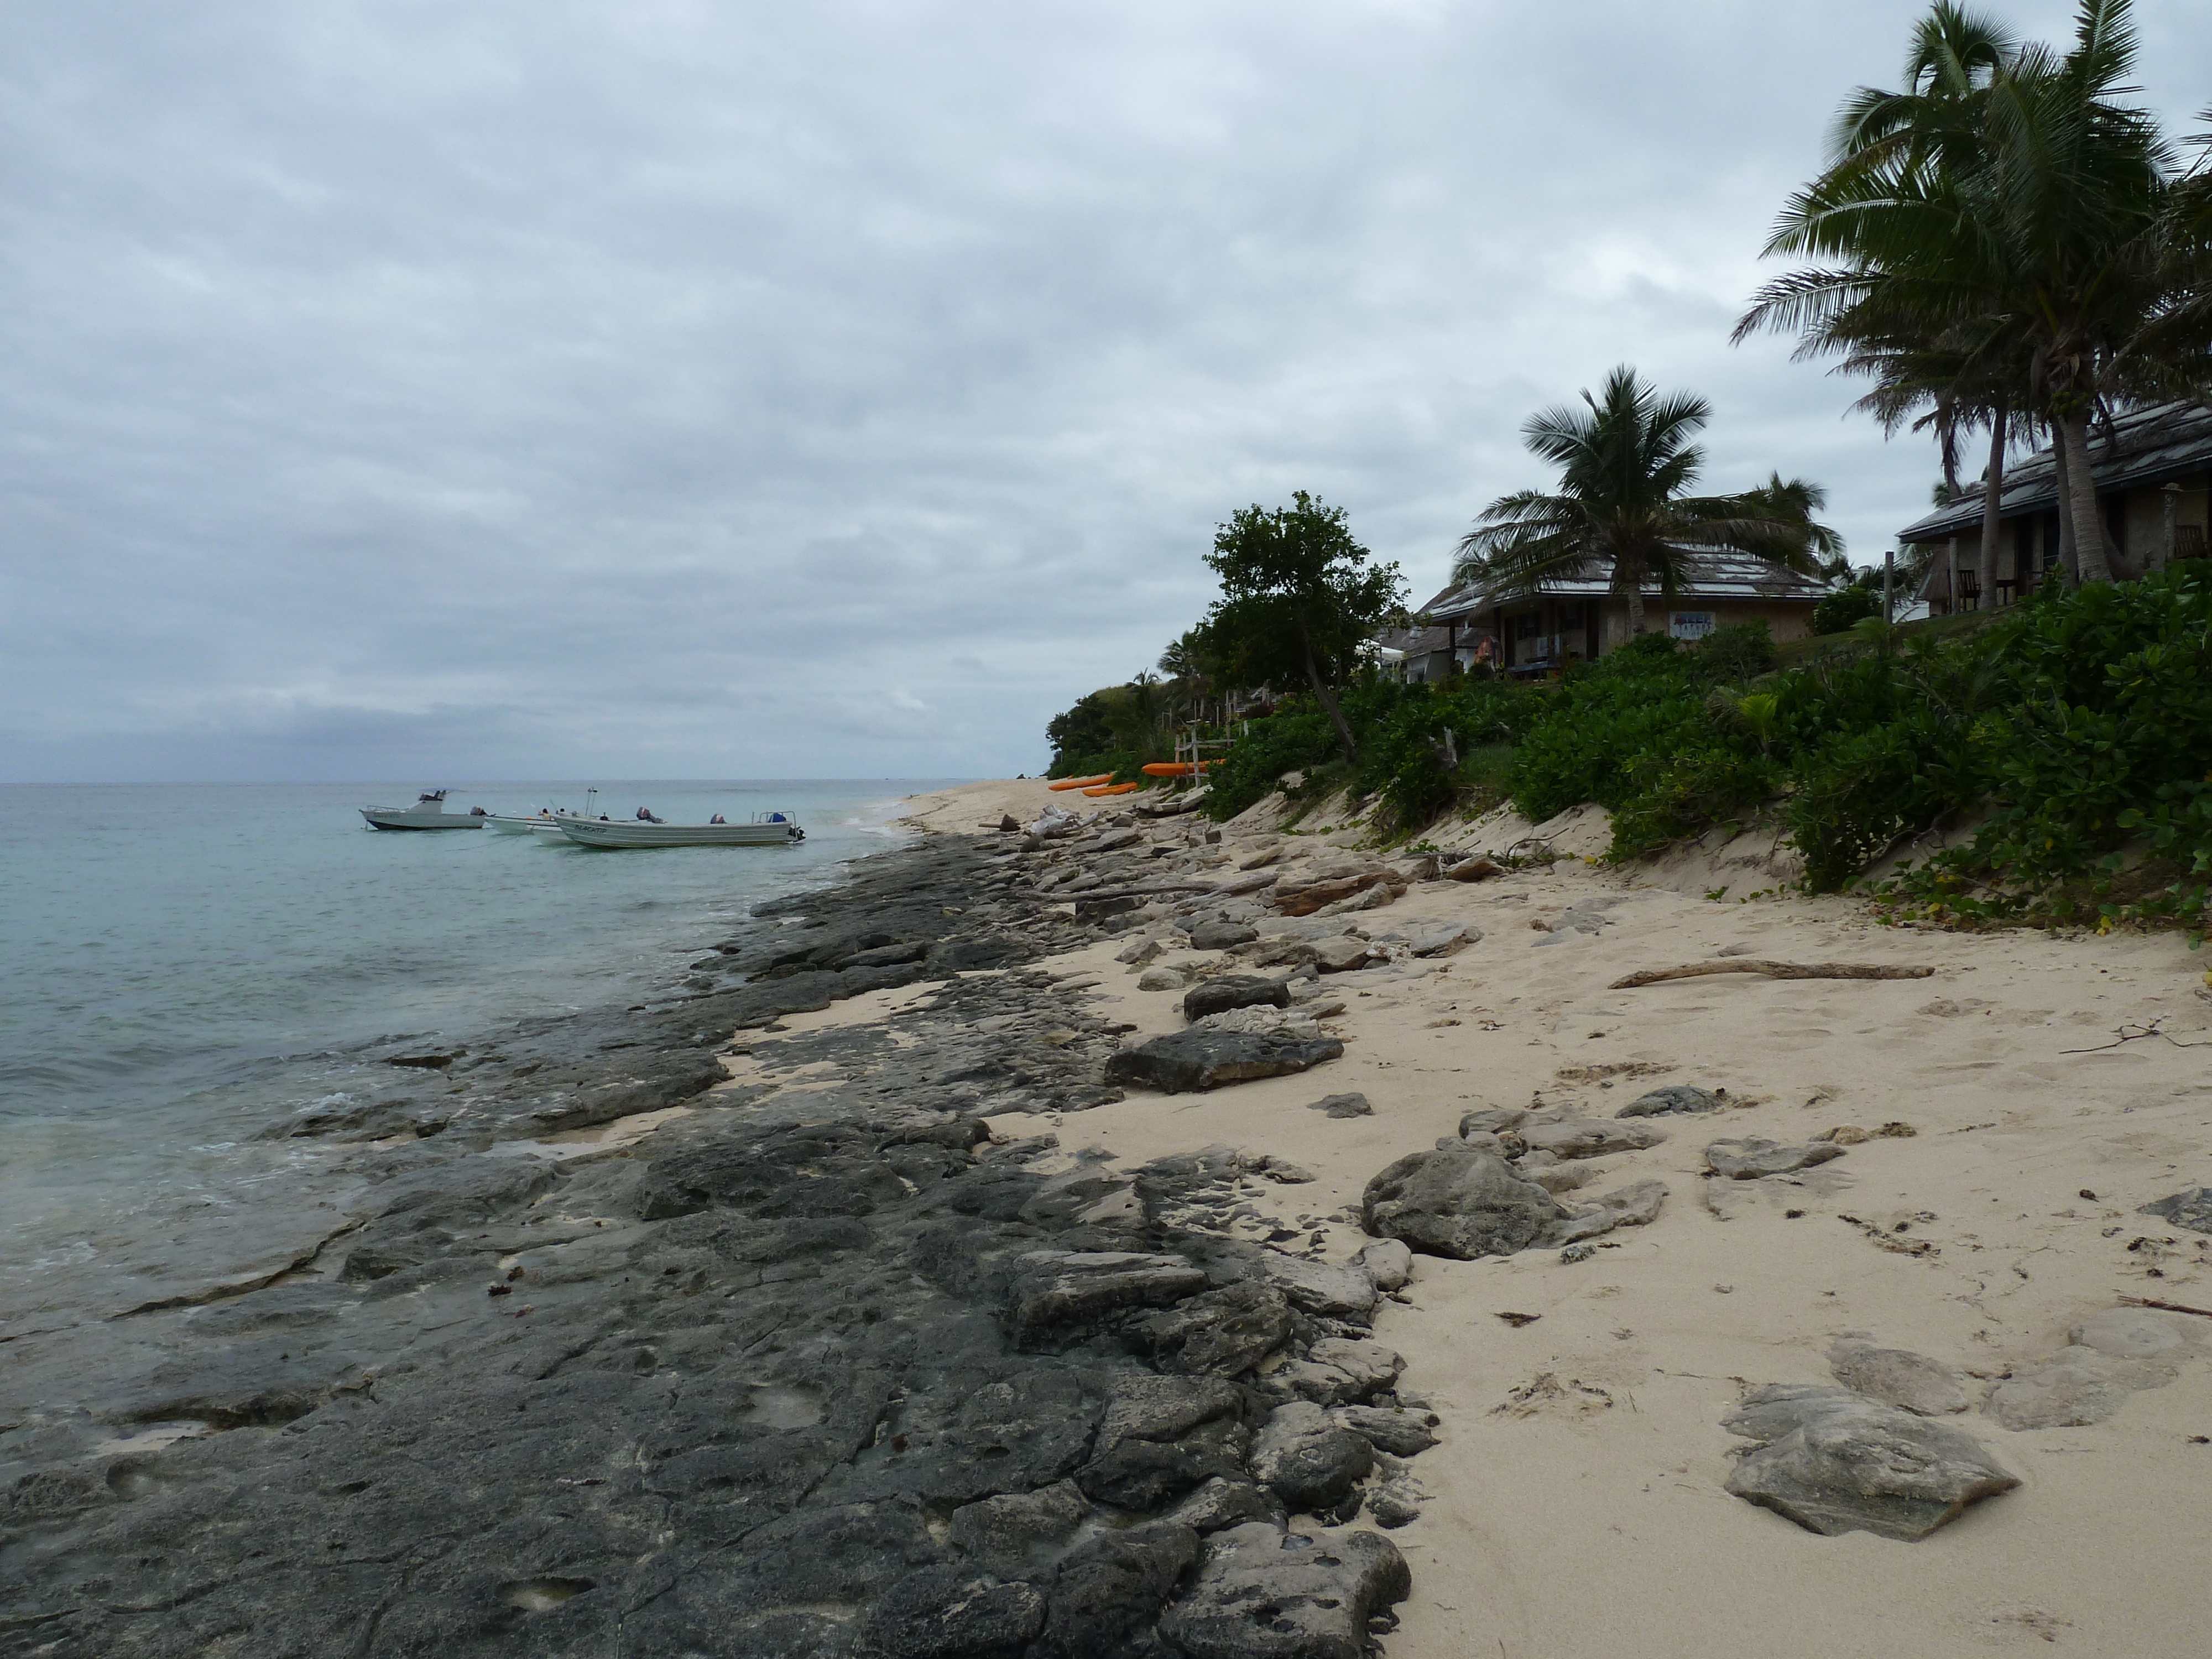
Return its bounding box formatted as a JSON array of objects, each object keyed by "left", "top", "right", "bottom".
[
  {"left": 1401, "top": 921, "right": 1481, "bottom": 957},
  {"left": 1723, "top": 1384, "right": 2018, "bottom": 1540},
  {"left": 1308, "top": 1091, "right": 1374, "bottom": 1119},
  {"left": 1332, "top": 1403, "right": 1439, "bottom": 1457},
  {"left": 1310, "top": 936, "right": 1376, "bottom": 974},
  {"left": 1827, "top": 1339, "right": 1971, "bottom": 1416},
  {"left": 1188, "top": 919, "right": 1261, "bottom": 951},
  {"left": 1258, "top": 1252, "right": 1376, "bottom": 1318},
  {"left": 1247, "top": 1401, "right": 1374, "bottom": 1518},
  {"left": 855, "top": 1565, "right": 1045, "bottom": 1658},
  {"left": 1522, "top": 1161, "right": 1595, "bottom": 1195},
  {"left": 1029, "top": 1521, "right": 1200, "bottom": 1659},
  {"left": 1365, "top": 1467, "right": 1425, "bottom": 1529},
  {"left": 1165, "top": 1477, "right": 1286, "bottom": 1533},
  {"left": 843, "top": 940, "right": 928, "bottom": 969},
  {"left": 2072, "top": 1307, "right": 2193, "bottom": 1360},
  {"left": 1160, "top": 1522, "right": 1411, "bottom": 1659},
  {"left": 1116, "top": 935, "right": 1165, "bottom": 967},
  {"left": 1443, "top": 854, "right": 1501, "bottom": 881},
  {"left": 1136, "top": 966, "right": 1187, "bottom": 991},
  {"left": 1077, "top": 1374, "right": 1250, "bottom": 1510},
  {"left": 1103, "top": 1030, "right": 1344, "bottom": 1093},
  {"left": 1140, "top": 1280, "right": 1296, "bottom": 1378},
  {"left": 1458, "top": 1105, "right": 1528, "bottom": 1137},
  {"left": 948, "top": 1480, "right": 1089, "bottom": 1569},
  {"left": 1518, "top": 1118, "right": 1667, "bottom": 1160},
  {"left": 1355, "top": 1238, "right": 1412, "bottom": 1291},
  {"left": 1182, "top": 974, "right": 1292, "bottom": 1021},
  {"left": 1617, "top": 1084, "right": 1724, "bottom": 1118},
  {"left": 2139, "top": 1187, "right": 2212, "bottom": 1234},
  {"left": 1255, "top": 1155, "right": 1314, "bottom": 1183},
  {"left": 1984, "top": 1314, "right": 2191, "bottom": 1430},
  {"left": 1269, "top": 1337, "right": 1404, "bottom": 1407},
  {"left": 1361, "top": 1143, "right": 1565, "bottom": 1259},
  {"left": 1006, "top": 1250, "right": 1210, "bottom": 1338},
  {"left": 1704, "top": 1138, "right": 1848, "bottom": 1180},
  {"left": 1588, "top": 1178, "right": 1668, "bottom": 1227}
]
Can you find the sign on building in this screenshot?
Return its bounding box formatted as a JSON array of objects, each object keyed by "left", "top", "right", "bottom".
[{"left": 1669, "top": 611, "right": 1714, "bottom": 641}]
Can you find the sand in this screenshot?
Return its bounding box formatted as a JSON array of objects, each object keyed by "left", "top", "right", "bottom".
[{"left": 891, "top": 778, "right": 2212, "bottom": 1658}]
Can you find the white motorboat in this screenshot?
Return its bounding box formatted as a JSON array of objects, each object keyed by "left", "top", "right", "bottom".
[
  {"left": 557, "top": 812, "right": 804, "bottom": 849},
  {"left": 483, "top": 812, "right": 565, "bottom": 833},
  {"left": 360, "top": 790, "right": 485, "bottom": 831}
]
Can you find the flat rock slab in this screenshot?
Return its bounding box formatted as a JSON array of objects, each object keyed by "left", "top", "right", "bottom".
[
  {"left": 1705, "top": 1138, "right": 1847, "bottom": 1180},
  {"left": 1362, "top": 1144, "right": 1564, "bottom": 1260},
  {"left": 1182, "top": 974, "right": 1291, "bottom": 1021},
  {"left": 2140, "top": 1187, "right": 2212, "bottom": 1234},
  {"left": 1311, "top": 936, "right": 1377, "bottom": 974},
  {"left": 1161, "top": 1522, "right": 1410, "bottom": 1659},
  {"left": 1007, "top": 1250, "right": 1210, "bottom": 1338},
  {"left": 1618, "top": 1084, "right": 1723, "bottom": 1118},
  {"left": 1519, "top": 1118, "right": 1667, "bottom": 1160},
  {"left": 1104, "top": 1030, "right": 1344, "bottom": 1093},
  {"left": 1258, "top": 1252, "right": 1376, "bottom": 1319},
  {"left": 1308, "top": 1091, "right": 1373, "bottom": 1119},
  {"left": 1827, "top": 1339, "right": 1971, "bottom": 1416},
  {"left": 1984, "top": 1310, "right": 2194, "bottom": 1429},
  {"left": 1333, "top": 1402, "right": 1439, "bottom": 1456},
  {"left": 1724, "top": 1384, "right": 2018, "bottom": 1541},
  {"left": 1702, "top": 1165, "right": 1852, "bottom": 1220},
  {"left": 1188, "top": 919, "right": 1260, "bottom": 952}
]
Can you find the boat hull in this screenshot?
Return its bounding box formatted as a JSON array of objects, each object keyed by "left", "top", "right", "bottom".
[
  {"left": 557, "top": 819, "right": 802, "bottom": 849},
  {"left": 361, "top": 808, "right": 483, "bottom": 831}
]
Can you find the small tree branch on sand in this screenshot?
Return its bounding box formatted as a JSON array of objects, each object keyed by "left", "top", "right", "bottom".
[{"left": 1610, "top": 961, "right": 1937, "bottom": 989}]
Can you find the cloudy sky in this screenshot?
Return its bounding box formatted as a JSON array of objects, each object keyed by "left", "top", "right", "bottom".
[{"left": 4, "top": 1, "right": 2206, "bottom": 782}]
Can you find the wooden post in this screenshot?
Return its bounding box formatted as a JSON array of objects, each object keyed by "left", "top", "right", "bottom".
[
  {"left": 1946, "top": 535, "right": 1958, "bottom": 615},
  {"left": 1883, "top": 547, "right": 1894, "bottom": 624},
  {"left": 2164, "top": 482, "right": 2181, "bottom": 571}
]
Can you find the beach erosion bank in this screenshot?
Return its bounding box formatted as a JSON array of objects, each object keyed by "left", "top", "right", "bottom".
[{"left": 2, "top": 780, "right": 2208, "bottom": 1657}]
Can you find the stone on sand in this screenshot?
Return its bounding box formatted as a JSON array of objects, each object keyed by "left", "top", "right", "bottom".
[
  {"left": 1616, "top": 1084, "right": 1724, "bottom": 1118},
  {"left": 1182, "top": 974, "right": 1291, "bottom": 1021},
  {"left": 1245, "top": 1401, "right": 1374, "bottom": 1518},
  {"left": 1361, "top": 1144, "right": 1564, "bottom": 1260},
  {"left": 1826, "top": 1338, "right": 1971, "bottom": 1416},
  {"left": 1704, "top": 1138, "right": 1847, "bottom": 1180},
  {"left": 1104, "top": 1030, "right": 1344, "bottom": 1093},
  {"left": 1307, "top": 1091, "right": 1373, "bottom": 1119},
  {"left": 1723, "top": 1384, "right": 2018, "bottom": 1541}
]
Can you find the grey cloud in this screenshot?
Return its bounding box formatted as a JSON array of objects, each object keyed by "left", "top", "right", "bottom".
[{"left": 3, "top": 2, "right": 2205, "bottom": 779}]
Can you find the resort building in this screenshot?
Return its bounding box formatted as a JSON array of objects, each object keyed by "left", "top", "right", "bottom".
[
  {"left": 1381, "top": 552, "right": 1828, "bottom": 680},
  {"left": 1902, "top": 399, "right": 2212, "bottom": 614}
]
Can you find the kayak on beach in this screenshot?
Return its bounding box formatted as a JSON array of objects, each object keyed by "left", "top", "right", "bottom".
[
  {"left": 1048, "top": 773, "right": 1114, "bottom": 790},
  {"left": 1082, "top": 781, "right": 1141, "bottom": 796},
  {"left": 1139, "top": 760, "right": 1218, "bottom": 777}
]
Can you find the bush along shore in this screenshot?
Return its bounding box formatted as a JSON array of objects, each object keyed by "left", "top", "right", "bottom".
[
  {"left": 1162, "top": 565, "right": 2212, "bottom": 943},
  {"left": 0, "top": 834, "right": 1431, "bottom": 1659}
]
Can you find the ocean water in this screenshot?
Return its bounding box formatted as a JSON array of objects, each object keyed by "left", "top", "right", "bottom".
[{"left": 0, "top": 779, "right": 947, "bottom": 1309}]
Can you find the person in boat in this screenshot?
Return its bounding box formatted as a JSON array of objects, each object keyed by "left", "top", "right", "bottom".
[
  {"left": 768, "top": 812, "right": 786, "bottom": 822},
  {"left": 710, "top": 813, "right": 726, "bottom": 824},
  {"left": 636, "top": 807, "right": 665, "bottom": 824}
]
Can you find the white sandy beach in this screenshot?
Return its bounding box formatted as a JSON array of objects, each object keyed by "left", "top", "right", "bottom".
[{"left": 890, "top": 778, "right": 2212, "bottom": 1658}]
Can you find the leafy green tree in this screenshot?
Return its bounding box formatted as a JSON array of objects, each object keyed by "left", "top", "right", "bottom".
[
  {"left": 1454, "top": 367, "right": 1835, "bottom": 640},
  {"left": 1202, "top": 492, "right": 1406, "bottom": 764}
]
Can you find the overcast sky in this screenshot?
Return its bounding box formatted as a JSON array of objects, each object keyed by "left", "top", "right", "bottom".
[{"left": 3, "top": 1, "right": 2205, "bottom": 782}]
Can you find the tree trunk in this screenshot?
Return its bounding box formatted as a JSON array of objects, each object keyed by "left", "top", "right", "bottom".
[
  {"left": 1624, "top": 567, "right": 1646, "bottom": 639},
  {"left": 2055, "top": 410, "right": 2111, "bottom": 585},
  {"left": 1301, "top": 638, "right": 1359, "bottom": 766},
  {"left": 1979, "top": 399, "right": 2007, "bottom": 608},
  {"left": 2050, "top": 427, "right": 2079, "bottom": 582}
]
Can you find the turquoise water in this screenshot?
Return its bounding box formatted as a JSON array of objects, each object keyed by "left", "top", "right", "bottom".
[{"left": 0, "top": 779, "right": 947, "bottom": 1301}]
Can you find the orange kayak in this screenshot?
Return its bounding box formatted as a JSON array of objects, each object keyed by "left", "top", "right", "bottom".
[
  {"left": 1048, "top": 774, "right": 1114, "bottom": 791},
  {"left": 1083, "top": 781, "right": 1141, "bottom": 796},
  {"left": 1140, "top": 760, "right": 1219, "bottom": 777}
]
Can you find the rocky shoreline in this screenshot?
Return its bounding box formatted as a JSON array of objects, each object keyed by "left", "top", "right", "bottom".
[{"left": 1, "top": 832, "right": 1430, "bottom": 1658}]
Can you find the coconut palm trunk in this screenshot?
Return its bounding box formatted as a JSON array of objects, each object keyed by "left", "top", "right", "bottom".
[
  {"left": 1622, "top": 566, "right": 1647, "bottom": 638},
  {"left": 1978, "top": 398, "right": 2007, "bottom": 606},
  {"left": 2054, "top": 409, "right": 2113, "bottom": 583}
]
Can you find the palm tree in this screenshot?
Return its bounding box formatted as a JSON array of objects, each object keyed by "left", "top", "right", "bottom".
[
  {"left": 1739, "top": 0, "right": 2177, "bottom": 588},
  {"left": 1454, "top": 367, "right": 1837, "bottom": 640}
]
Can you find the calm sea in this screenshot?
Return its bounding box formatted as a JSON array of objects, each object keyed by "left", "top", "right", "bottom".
[{"left": 0, "top": 779, "right": 950, "bottom": 1311}]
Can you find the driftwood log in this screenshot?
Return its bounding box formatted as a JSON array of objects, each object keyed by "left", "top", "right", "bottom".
[{"left": 1610, "top": 961, "right": 1937, "bottom": 990}]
